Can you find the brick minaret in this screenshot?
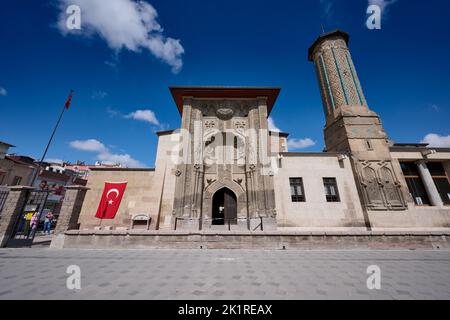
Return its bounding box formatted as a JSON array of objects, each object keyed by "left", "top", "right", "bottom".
[{"left": 309, "top": 30, "right": 409, "bottom": 211}]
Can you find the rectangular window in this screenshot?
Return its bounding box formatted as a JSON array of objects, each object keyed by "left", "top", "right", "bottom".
[
  {"left": 289, "top": 178, "right": 305, "bottom": 202},
  {"left": 12, "top": 176, "right": 22, "bottom": 186},
  {"left": 400, "top": 162, "right": 430, "bottom": 205},
  {"left": 323, "top": 178, "right": 340, "bottom": 202}
]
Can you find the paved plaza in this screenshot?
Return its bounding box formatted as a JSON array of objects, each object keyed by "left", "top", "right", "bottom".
[{"left": 0, "top": 248, "right": 450, "bottom": 300}]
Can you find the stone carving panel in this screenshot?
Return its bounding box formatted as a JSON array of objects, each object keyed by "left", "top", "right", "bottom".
[
  {"left": 379, "top": 165, "right": 404, "bottom": 208},
  {"left": 358, "top": 160, "right": 406, "bottom": 210},
  {"left": 195, "top": 100, "right": 256, "bottom": 118}
]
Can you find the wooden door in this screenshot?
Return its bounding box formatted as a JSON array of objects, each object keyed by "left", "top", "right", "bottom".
[{"left": 224, "top": 189, "right": 237, "bottom": 225}]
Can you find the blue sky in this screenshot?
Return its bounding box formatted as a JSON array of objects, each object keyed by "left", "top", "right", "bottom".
[{"left": 0, "top": 0, "right": 449, "bottom": 167}]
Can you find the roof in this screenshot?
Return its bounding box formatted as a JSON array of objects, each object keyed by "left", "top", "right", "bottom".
[
  {"left": 169, "top": 86, "right": 281, "bottom": 115},
  {"left": 308, "top": 29, "right": 350, "bottom": 61},
  {"left": 38, "top": 170, "right": 71, "bottom": 183},
  {"left": 90, "top": 167, "right": 155, "bottom": 172},
  {"left": 269, "top": 131, "right": 290, "bottom": 138},
  {"left": 390, "top": 144, "right": 450, "bottom": 153},
  {"left": 5, "top": 155, "right": 36, "bottom": 166},
  {"left": 281, "top": 152, "right": 345, "bottom": 157},
  {"left": 156, "top": 129, "right": 176, "bottom": 136},
  {"left": 0, "top": 141, "right": 15, "bottom": 148},
  {"left": 393, "top": 143, "right": 429, "bottom": 147}
]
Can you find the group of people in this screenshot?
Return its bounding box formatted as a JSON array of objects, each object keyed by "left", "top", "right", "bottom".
[{"left": 20, "top": 211, "right": 55, "bottom": 238}]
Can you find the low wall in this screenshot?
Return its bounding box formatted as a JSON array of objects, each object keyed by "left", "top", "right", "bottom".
[{"left": 54, "top": 230, "right": 450, "bottom": 250}]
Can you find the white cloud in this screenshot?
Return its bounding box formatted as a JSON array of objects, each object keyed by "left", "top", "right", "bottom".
[
  {"left": 430, "top": 104, "right": 440, "bottom": 112},
  {"left": 106, "top": 107, "right": 120, "bottom": 117},
  {"left": 92, "top": 90, "right": 108, "bottom": 99},
  {"left": 0, "top": 86, "right": 7, "bottom": 96},
  {"left": 320, "top": 0, "right": 333, "bottom": 18},
  {"left": 97, "top": 153, "right": 143, "bottom": 167},
  {"left": 45, "top": 158, "right": 64, "bottom": 165},
  {"left": 69, "top": 138, "right": 145, "bottom": 167},
  {"left": 421, "top": 134, "right": 450, "bottom": 148},
  {"left": 268, "top": 117, "right": 280, "bottom": 132},
  {"left": 126, "top": 109, "right": 160, "bottom": 126},
  {"left": 368, "top": 0, "right": 398, "bottom": 14},
  {"left": 70, "top": 139, "right": 108, "bottom": 153},
  {"left": 287, "top": 138, "right": 316, "bottom": 150},
  {"left": 268, "top": 117, "right": 315, "bottom": 150},
  {"left": 57, "top": 0, "right": 184, "bottom": 73}
]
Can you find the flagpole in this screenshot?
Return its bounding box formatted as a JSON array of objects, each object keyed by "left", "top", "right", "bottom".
[{"left": 29, "top": 90, "right": 73, "bottom": 187}]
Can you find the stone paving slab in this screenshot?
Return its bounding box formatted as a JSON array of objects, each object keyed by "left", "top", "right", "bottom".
[{"left": 0, "top": 249, "right": 450, "bottom": 300}]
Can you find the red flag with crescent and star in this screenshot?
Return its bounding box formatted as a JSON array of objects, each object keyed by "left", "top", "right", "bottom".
[
  {"left": 65, "top": 90, "right": 74, "bottom": 109},
  {"left": 95, "top": 182, "right": 127, "bottom": 219}
]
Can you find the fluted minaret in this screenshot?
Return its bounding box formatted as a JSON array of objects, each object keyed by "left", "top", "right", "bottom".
[
  {"left": 309, "top": 30, "right": 409, "bottom": 211},
  {"left": 309, "top": 30, "right": 368, "bottom": 120},
  {"left": 309, "top": 30, "right": 389, "bottom": 156}
]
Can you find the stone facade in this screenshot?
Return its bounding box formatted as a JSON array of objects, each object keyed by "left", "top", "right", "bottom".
[
  {"left": 72, "top": 30, "right": 450, "bottom": 234},
  {"left": 274, "top": 153, "right": 367, "bottom": 229},
  {"left": 170, "top": 92, "right": 278, "bottom": 231}
]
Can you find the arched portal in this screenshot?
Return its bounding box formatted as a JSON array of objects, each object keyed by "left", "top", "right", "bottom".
[{"left": 212, "top": 188, "right": 237, "bottom": 225}]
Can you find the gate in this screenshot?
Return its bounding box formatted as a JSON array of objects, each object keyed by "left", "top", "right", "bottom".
[
  {"left": 0, "top": 187, "right": 9, "bottom": 218},
  {"left": 6, "top": 188, "right": 63, "bottom": 248}
]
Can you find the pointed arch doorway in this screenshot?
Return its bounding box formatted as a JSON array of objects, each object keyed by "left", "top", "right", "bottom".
[{"left": 212, "top": 188, "right": 237, "bottom": 225}]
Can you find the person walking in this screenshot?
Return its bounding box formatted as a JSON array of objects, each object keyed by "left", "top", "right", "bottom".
[
  {"left": 43, "top": 211, "right": 54, "bottom": 235},
  {"left": 28, "top": 212, "right": 40, "bottom": 239},
  {"left": 23, "top": 211, "right": 33, "bottom": 237}
]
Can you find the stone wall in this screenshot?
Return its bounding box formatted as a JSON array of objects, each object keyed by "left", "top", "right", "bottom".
[
  {"left": 60, "top": 230, "right": 450, "bottom": 250},
  {"left": 151, "top": 131, "right": 178, "bottom": 230},
  {"left": 274, "top": 153, "right": 367, "bottom": 229},
  {"left": 77, "top": 168, "right": 155, "bottom": 230}
]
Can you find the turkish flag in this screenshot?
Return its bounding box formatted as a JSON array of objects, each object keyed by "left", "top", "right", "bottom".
[
  {"left": 95, "top": 182, "right": 127, "bottom": 219},
  {"left": 65, "top": 90, "right": 73, "bottom": 109}
]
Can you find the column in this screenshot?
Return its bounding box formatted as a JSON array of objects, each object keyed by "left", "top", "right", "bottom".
[
  {"left": 416, "top": 160, "right": 444, "bottom": 207},
  {"left": 0, "top": 186, "right": 34, "bottom": 247},
  {"left": 51, "top": 186, "right": 89, "bottom": 249},
  {"left": 54, "top": 185, "right": 89, "bottom": 234}
]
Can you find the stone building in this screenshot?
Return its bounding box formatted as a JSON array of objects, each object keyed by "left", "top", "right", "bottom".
[{"left": 76, "top": 30, "right": 450, "bottom": 232}]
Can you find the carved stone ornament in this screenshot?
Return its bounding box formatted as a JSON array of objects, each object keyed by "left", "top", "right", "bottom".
[
  {"left": 175, "top": 170, "right": 182, "bottom": 177},
  {"left": 216, "top": 107, "right": 234, "bottom": 120}
]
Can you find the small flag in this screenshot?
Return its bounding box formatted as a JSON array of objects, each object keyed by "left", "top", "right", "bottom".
[{"left": 65, "top": 90, "right": 74, "bottom": 109}]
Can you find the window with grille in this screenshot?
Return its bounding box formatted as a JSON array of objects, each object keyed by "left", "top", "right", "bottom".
[
  {"left": 12, "top": 176, "right": 22, "bottom": 186},
  {"left": 323, "top": 178, "right": 340, "bottom": 202},
  {"left": 400, "top": 162, "right": 430, "bottom": 205},
  {"left": 289, "top": 178, "right": 305, "bottom": 202}
]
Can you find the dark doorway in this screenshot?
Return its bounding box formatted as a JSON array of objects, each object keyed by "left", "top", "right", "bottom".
[{"left": 212, "top": 188, "right": 237, "bottom": 225}]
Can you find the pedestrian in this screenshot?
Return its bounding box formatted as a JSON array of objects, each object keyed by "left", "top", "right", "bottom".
[
  {"left": 44, "top": 211, "right": 54, "bottom": 235},
  {"left": 23, "top": 211, "right": 33, "bottom": 236},
  {"left": 28, "top": 211, "right": 40, "bottom": 239}
]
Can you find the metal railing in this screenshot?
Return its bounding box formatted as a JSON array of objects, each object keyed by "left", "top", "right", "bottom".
[
  {"left": 0, "top": 189, "right": 9, "bottom": 217},
  {"left": 9, "top": 190, "right": 51, "bottom": 244}
]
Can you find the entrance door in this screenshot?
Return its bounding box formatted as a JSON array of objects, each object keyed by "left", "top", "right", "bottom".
[{"left": 212, "top": 188, "right": 237, "bottom": 225}]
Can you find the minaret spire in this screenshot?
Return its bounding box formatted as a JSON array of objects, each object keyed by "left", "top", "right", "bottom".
[{"left": 307, "top": 30, "right": 409, "bottom": 212}]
